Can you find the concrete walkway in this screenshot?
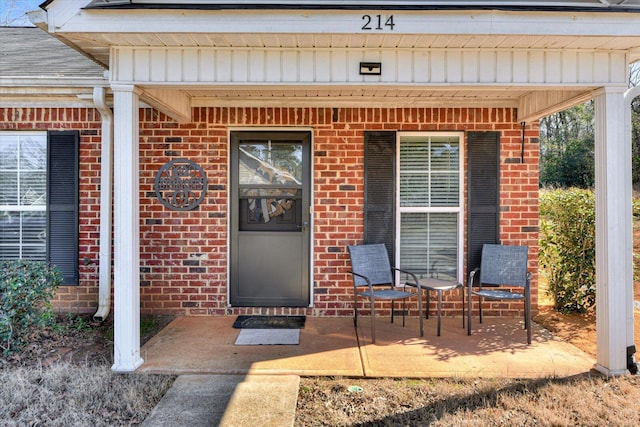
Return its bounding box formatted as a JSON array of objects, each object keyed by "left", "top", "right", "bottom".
[
  {"left": 139, "top": 316, "right": 596, "bottom": 426},
  {"left": 141, "top": 374, "right": 300, "bottom": 427}
]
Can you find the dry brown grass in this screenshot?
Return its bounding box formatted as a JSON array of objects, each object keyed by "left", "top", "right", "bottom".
[
  {"left": 0, "top": 314, "right": 175, "bottom": 426},
  {"left": 295, "top": 375, "right": 640, "bottom": 426},
  {"left": 0, "top": 363, "right": 173, "bottom": 426}
]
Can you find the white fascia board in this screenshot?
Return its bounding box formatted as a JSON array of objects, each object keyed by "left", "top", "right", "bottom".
[
  {"left": 0, "top": 77, "right": 109, "bottom": 106},
  {"left": 44, "top": 0, "right": 94, "bottom": 33},
  {"left": 0, "top": 97, "right": 98, "bottom": 108},
  {"left": 0, "top": 77, "right": 108, "bottom": 88},
  {"left": 53, "top": 9, "right": 640, "bottom": 38},
  {"left": 0, "top": 86, "right": 100, "bottom": 107},
  {"left": 125, "top": 0, "right": 640, "bottom": 8}
]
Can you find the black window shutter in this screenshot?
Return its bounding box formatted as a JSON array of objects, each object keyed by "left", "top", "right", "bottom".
[
  {"left": 467, "top": 131, "right": 500, "bottom": 276},
  {"left": 47, "top": 131, "right": 79, "bottom": 285},
  {"left": 364, "top": 131, "right": 396, "bottom": 264}
]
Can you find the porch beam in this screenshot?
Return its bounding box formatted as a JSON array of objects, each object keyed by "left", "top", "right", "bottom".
[
  {"left": 593, "top": 86, "right": 634, "bottom": 376},
  {"left": 517, "top": 90, "right": 593, "bottom": 122},
  {"left": 110, "top": 47, "right": 628, "bottom": 88},
  {"left": 140, "top": 87, "right": 192, "bottom": 123},
  {"left": 111, "top": 84, "right": 143, "bottom": 373},
  {"left": 190, "top": 95, "right": 519, "bottom": 109}
]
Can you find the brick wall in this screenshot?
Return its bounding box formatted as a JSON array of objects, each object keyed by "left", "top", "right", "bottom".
[{"left": 0, "top": 106, "right": 539, "bottom": 319}]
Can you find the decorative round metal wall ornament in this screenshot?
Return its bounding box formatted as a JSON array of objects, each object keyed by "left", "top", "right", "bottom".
[{"left": 154, "top": 158, "right": 207, "bottom": 211}]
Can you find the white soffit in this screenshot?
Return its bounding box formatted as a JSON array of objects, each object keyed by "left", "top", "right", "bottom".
[{"left": 61, "top": 33, "right": 640, "bottom": 71}]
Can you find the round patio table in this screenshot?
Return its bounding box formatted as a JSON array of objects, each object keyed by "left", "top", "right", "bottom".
[{"left": 406, "top": 278, "right": 463, "bottom": 337}]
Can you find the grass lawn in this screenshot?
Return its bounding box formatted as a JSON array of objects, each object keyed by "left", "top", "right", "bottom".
[
  {"left": 295, "top": 374, "right": 640, "bottom": 426},
  {"left": 0, "top": 314, "right": 176, "bottom": 426},
  {"left": 294, "top": 305, "right": 640, "bottom": 426}
]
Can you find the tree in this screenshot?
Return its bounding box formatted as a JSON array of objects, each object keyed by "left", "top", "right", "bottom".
[
  {"left": 630, "top": 62, "right": 640, "bottom": 184},
  {"left": 0, "top": 0, "right": 39, "bottom": 27},
  {"left": 540, "top": 102, "right": 595, "bottom": 188},
  {"left": 541, "top": 61, "right": 640, "bottom": 188}
]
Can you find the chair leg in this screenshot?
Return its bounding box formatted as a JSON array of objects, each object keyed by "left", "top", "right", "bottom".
[
  {"left": 524, "top": 290, "right": 531, "bottom": 330},
  {"left": 479, "top": 296, "right": 483, "bottom": 324},
  {"left": 425, "top": 290, "right": 431, "bottom": 319},
  {"left": 526, "top": 307, "right": 532, "bottom": 345},
  {"left": 353, "top": 293, "right": 358, "bottom": 328},
  {"left": 525, "top": 288, "right": 532, "bottom": 345},
  {"left": 467, "top": 287, "right": 472, "bottom": 336},
  {"left": 370, "top": 298, "right": 376, "bottom": 344},
  {"left": 461, "top": 287, "right": 465, "bottom": 329},
  {"left": 401, "top": 299, "right": 406, "bottom": 327},
  {"left": 418, "top": 292, "right": 424, "bottom": 337},
  {"left": 391, "top": 300, "right": 395, "bottom": 324}
]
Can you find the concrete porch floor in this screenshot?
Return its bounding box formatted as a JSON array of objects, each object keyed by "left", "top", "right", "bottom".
[{"left": 138, "top": 315, "right": 595, "bottom": 379}]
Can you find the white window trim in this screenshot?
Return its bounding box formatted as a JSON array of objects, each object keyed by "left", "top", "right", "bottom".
[{"left": 394, "top": 131, "right": 465, "bottom": 283}]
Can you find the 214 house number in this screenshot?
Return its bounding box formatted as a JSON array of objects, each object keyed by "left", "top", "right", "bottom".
[{"left": 361, "top": 14, "right": 395, "bottom": 31}]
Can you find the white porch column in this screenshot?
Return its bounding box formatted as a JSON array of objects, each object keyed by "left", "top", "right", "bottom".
[
  {"left": 111, "top": 84, "right": 143, "bottom": 372},
  {"left": 593, "top": 86, "right": 634, "bottom": 376}
]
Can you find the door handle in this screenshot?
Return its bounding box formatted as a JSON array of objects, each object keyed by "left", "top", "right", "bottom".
[{"left": 297, "top": 220, "right": 309, "bottom": 231}]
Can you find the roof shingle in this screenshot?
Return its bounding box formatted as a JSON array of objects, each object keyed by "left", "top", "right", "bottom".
[{"left": 0, "top": 27, "right": 105, "bottom": 78}]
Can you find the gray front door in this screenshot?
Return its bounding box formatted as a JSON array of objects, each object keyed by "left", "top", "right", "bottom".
[{"left": 230, "top": 131, "right": 311, "bottom": 306}]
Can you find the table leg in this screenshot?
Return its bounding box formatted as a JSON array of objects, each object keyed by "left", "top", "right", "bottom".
[{"left": 437, "top": 290, "right": 442, "bottom": 336}]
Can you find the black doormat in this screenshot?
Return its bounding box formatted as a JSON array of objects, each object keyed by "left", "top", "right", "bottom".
[{"left": 232, "top": 315, "right": 306, "bottom": 329}]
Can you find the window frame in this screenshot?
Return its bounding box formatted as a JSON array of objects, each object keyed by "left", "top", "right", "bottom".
[
  {"left": 394, "top": 131, "right": 465, "bottom": 283},
  {"left": 0, "top": 131, "right": 48, "bottom": 260}
]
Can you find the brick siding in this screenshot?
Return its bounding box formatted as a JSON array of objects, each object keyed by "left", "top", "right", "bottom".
[{"left": 0, "top": 106, "right": 539, "bottom": 319}]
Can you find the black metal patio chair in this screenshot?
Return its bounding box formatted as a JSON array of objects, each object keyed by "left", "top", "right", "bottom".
[
  {"left": 347, "top": 244, "right": 424, "bottom": 343},
  {"left": 467, "top": 244, "right": 532, "bottom": 344}
]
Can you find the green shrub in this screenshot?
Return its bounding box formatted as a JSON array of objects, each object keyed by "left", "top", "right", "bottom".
[
  {"left": 539, "top": 188, "right": 596, "bottom": 313},
  {"left": 633, "top": 197, "right": 640, "bottom": 218},
  {"left": 0, "top": 260, "right": 62, "bottom": 355}
]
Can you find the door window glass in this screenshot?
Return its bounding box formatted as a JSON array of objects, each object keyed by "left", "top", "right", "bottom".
[{"left": 238, "top": 141, "right": 302, "bottom": 230}]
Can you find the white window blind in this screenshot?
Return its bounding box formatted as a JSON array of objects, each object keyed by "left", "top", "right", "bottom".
[{"left": 397, "top": 134, "right": 462, "bottom": 282}]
